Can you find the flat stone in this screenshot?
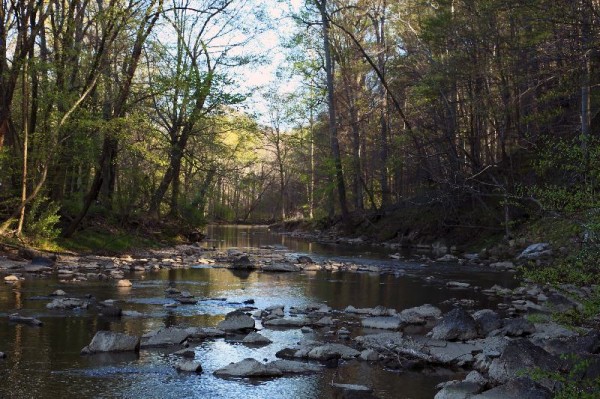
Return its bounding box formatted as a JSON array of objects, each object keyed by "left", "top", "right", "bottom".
[
  {"left": 472, "top": 377, "right": 552, "bottom": 398},
  {"left": 268, "top": 359, "right": 322, "bottom": 374},
  {"left": 362, "top": 316, "right": 402, "bottom": 330},
  {"left": 263, "top": 317, "right": 310, "bottom": 328},
  {"left": 214, "top": 358, "right": 283, "bottom": 378},
  {"left": 46, "top": 298, "right": 88, "bottom": 310},
  {"left": 399, "top": 304, "right": 442, "bottom": 324},
  {"left": 435, "top": 381, "right": 482, "bottom": 399},
  {"left": 81, "top": 331, "right": 140, "bottom": 354},
  {"left": 331, "top": 383, "right": 372, "bottom": 393},
  {"left": 8, "top": 313, "right": 43, "bottom": 326},
  {"left": 141, "top": 327, "right": 191, "bottom": 347},
  {"left": 261, "top": 263, "right": 300, "bottom": 272}
]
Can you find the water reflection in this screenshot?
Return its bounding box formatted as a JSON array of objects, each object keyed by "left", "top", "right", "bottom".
[{"left": 0, "top": 226, "right": 518, "bottom": 399}]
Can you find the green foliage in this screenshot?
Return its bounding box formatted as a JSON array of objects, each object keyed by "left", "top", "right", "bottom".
[
  {"left": 527, "top": 355, "right": 600, "bottom": 398},
  {"left": 24, "top": 197, "right": 61, "bottom": 243}
]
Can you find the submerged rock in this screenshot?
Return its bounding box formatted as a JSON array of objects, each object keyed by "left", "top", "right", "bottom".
[
  {"left": 81, "top": 331, "right": 140, "bottom": 354},
  {"left": 268, "top": 359, "right": 322, "bottom": 374},
  {"left": 8, "top": 313, "right": 43, "bottom": 326}
]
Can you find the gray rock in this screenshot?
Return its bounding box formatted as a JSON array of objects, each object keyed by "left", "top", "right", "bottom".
[
  {"left": 176, "top": 297, "right": 198, "bottom": 304},
  {"left": 297, "top": 256, "right": 313, "bottom": 264},
  {"left": 46, "top": 298, "right": 88, "bottom": 310},
  {"left": 473, "top": 309, "right": 502, "bottom": 336},
  {"left": 331, "top": 383, "right": 372, "bottom": 393},
  {"left": 362, "top": 316, "right": 402, "bottom": 330},
  {"left": 517, "top": 243, "right": 552, "bottom": 260},
  {"left": 188, "top": 327, "right": 227, "bottom": 340},
  {"left": 214, "top": 358, "right": 282, "bottom": 378},
  {"left": 489, "top": 261, "right": 515, "bottom": 270},
  {"left": 268, "top": 359, "right": 322, "bottom": 374},
  {"left": 50, "top": 289, "right": 67, "bottom": 296},
  {"left": 497, "top": 318, "right": 535, "bottom": 337},
  {"left": 98, "top": 306, "right": 122, "bottom": 318},
  {"left": 488, "top": 339, "right": 560, "bottom": 387},
  {"left": 431, "top": 308, "right": 479, "bottom": 341},
  {"left": 435, "top": 381, "right": 482, "bottom": 399},
  {"left": 447, "top": 281, "right": 471, "bottom": 289},
  {"left": 360, "top": 349, "right": 379, "bottom": 361},
  {"left": 261, "top": 263, "right": 300, "bottom": 272},
  {"left": 242, "top": 332, "right": 272, "bottom": 345},
  {"left": 542, "top": 292, "right": 580, "bottom": 313},
  {"left": 399, "top": 304, "right": 442, "bottom": 324},
  {"left": 217, "top": 310, "right": 255, "bottom": 332},
  {"left": 141, "top": 327, "right": 191, "bottom": 347},
  {"left": 231, "top": 255, "right": 257, "bottom": 270},
  {"left": 8, "top": 313, "right": 43, "bottom": 326},
  {"left": 315, "top": 316, "right": 334, "bottom": 326},
  {"left": 308, "top": 343, "right": 360, "bottom": 360},
  {"left": 173, "top": 348, "right": 196, "bottom": 358},
  {"left": 437, "top": 254, "right": 458, "bottom": 262},
  {"left": 81, "top": 331, "right": 140, "bottom": 354},
  {"left": 175, "top": 360, "right": 202, "bottom": 373},
  {"left": 263, "top": 317, "right": 310, "bottom": 328},
  {"left": 538, "top": 331, "right": 600, "bottom": 355},
  {"left": 472, "top": 377, "right": 552, "bottom": 398}
]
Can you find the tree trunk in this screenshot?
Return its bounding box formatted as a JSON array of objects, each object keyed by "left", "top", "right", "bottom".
[{"left": 317, "top": 0, "right": 348, "bottom": 218}]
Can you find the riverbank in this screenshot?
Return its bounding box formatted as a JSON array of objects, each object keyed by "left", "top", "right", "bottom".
[{"left": 2, "top": 226, "right": 599, "bottom": 398}]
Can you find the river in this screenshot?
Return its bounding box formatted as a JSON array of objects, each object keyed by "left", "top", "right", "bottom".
[{"left": 0, "top": 225, "right": 518, "bottom": 398}]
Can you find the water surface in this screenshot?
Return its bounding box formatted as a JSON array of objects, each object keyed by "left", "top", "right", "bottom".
[{"left": 0, "top": 225, "right": 518, "bottom": 399}]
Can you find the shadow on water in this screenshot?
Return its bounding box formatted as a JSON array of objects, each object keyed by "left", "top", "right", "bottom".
[{"left": 0, "top": 225, "right": 519, "bottom": 399}]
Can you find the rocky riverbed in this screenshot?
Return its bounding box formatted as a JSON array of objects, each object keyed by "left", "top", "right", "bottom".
[{"left": 0, "top": 228, "right": 597, "bottom": 398}]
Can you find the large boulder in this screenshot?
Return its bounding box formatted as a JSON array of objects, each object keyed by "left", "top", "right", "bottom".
[
  {"left": 472, "top": 377, "right": 552, "bottom": 399},
  {"left": 214, "top": 358, "right": 283, "bottom": 378},
  {"left": 472, "top": 309, "right": 502, "bottom": 336},
  {"left": 217, "top": 310, "right": 255, "bottom": 332},
  {"left": 488, "top": 339, "right": 561, "bottom": 388},
  {"left": 81, "top": 331, "right": 140, "bottom": 354},
  {"left": 430, "top": 308, "right": 479, "bottom": 341},
  {"left": 230, "top": 255, "right": 257, "bottom": 270}
]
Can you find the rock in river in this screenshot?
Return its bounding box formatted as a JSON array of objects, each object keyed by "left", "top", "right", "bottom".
[
  {"left": 430, "top": 307, "right": 479, "bottom": 341},
  {"left": 46, "top": 297, "right": 88, "bottom": 310},
  {"left": 175, "top": 360, "right": 202, "bottom": 373},
  {"left": 214, "top": 358, "right": 283, "bottom": 378},
  {"left": 217, "top": 310, "right": 255, "bottom": 332},
  {"left": 116, "top": 279, "right": 133, "bottom": 288},
  {"left": 8, "top": 313, "right": 43, "bottom": 326},
  {"left": 242, "top": 332, "right": 272, "bottom": 345},
  {"left": 81, "top": 331, "right": 140, "bottom": 354},
  {"left": 141, "top": 327, "right": 192, "bottom": 348}
]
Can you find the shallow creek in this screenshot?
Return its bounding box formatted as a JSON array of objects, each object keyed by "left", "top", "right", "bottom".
[{"left": 0, "top": 225, "right": 518, "bottom": 398}]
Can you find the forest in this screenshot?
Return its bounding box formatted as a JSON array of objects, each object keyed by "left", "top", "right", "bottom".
[{"left": 0, "top": 0, "right": 598, "bottom": 247}]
